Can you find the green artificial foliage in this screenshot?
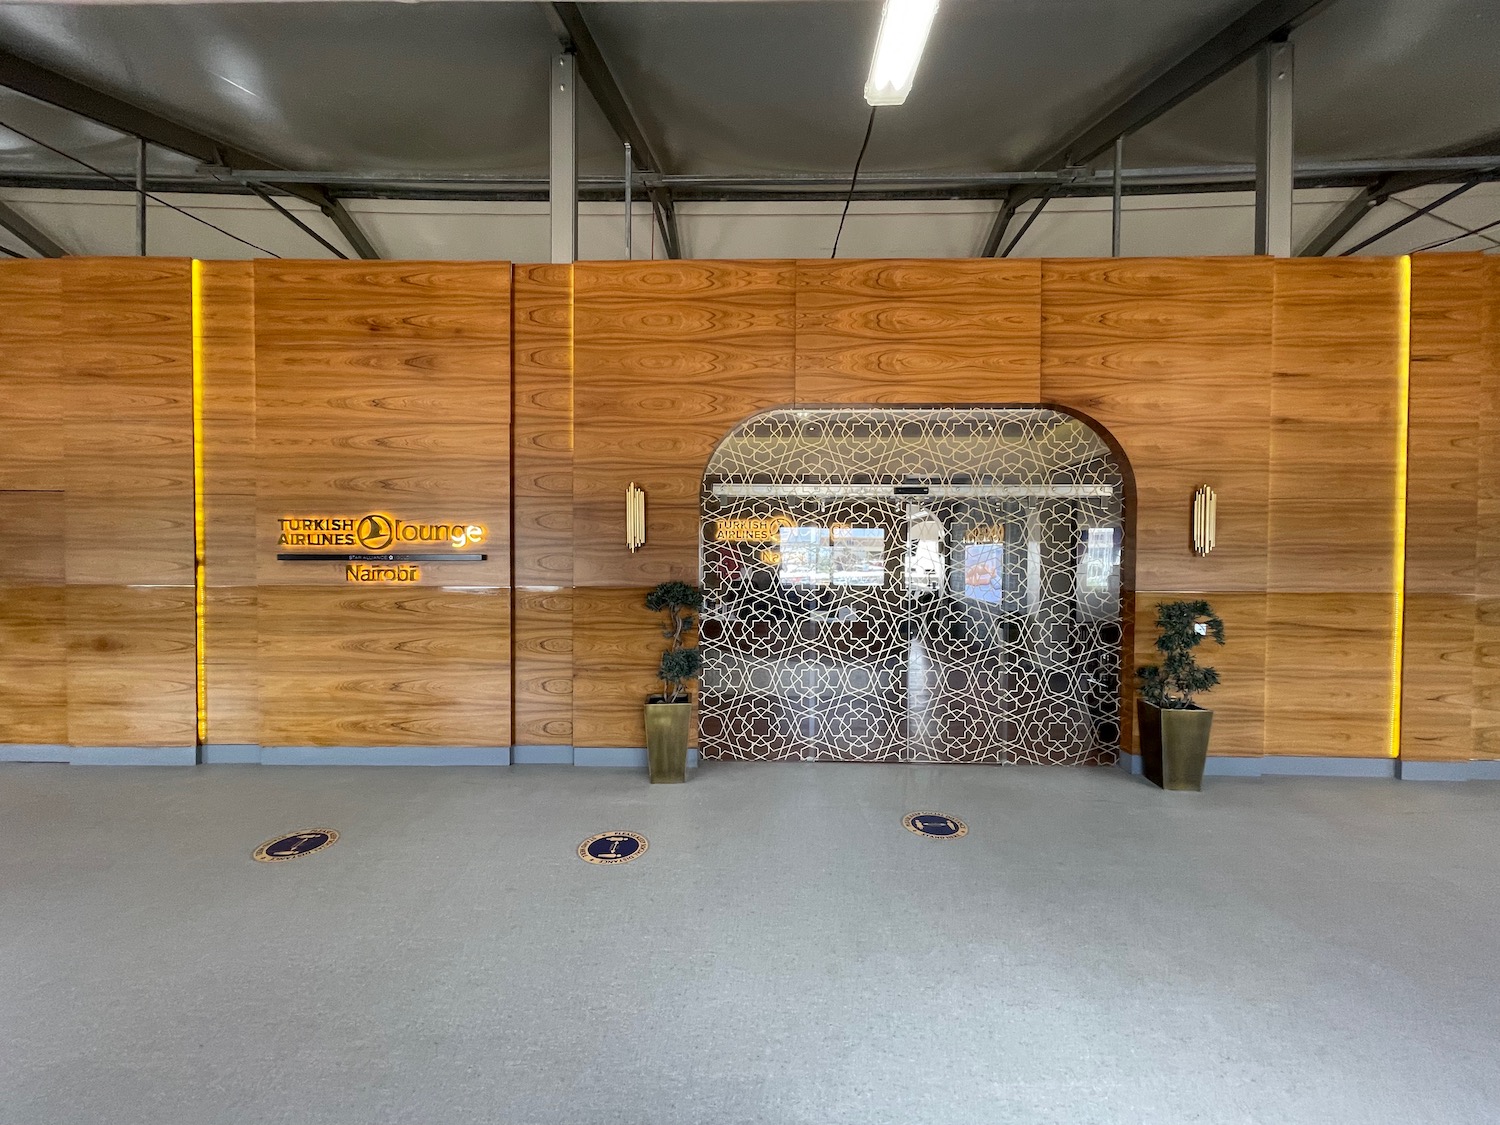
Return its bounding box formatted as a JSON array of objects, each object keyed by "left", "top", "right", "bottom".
[
  {"left": 645, "top": 580, "right": 704, "bottom": 703},
  {"left": 1136, "top": 599, "right": 1225, "bottom": 710}
]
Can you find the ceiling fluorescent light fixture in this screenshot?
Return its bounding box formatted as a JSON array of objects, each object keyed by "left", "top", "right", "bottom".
[{"left": 864, "top": 0, "right": 939, "bottom": 107}]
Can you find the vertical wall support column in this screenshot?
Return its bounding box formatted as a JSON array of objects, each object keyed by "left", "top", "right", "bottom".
[
  {"left": 623, "top": 141, "right": 633, "bottom": 260},
  {"left": 1255, "top": 38, "right": 1295, "bottom": 257},
  {"left": 1111, "top": 135, "right": 1124, "bottom": 257},
  {"left": 135, "top": 137, "right": 147, "bottom": 256},
  {"left": 550, "top": 51, "right": 578, "bottom": 265}
]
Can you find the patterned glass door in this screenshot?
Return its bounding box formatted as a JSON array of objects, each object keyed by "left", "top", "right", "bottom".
[
  {"left": 699, "top": 495, "right": 909, "bottom": 761},
  {"left": 698, "top": 407, "right": 1124, "bottom": 766}
]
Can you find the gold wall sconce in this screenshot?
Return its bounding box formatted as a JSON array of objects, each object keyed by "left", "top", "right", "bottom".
[
  {"left": 1192, "top": 485, "right": 1217, "bottom": 556},
  {"left": 626, "top": 483, "right": 647, "bottom": 552}
]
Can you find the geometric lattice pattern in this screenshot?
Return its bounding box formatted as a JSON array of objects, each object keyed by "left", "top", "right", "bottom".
[{"left": 699, "top": 407, "right": 1124, "bottom": 765}]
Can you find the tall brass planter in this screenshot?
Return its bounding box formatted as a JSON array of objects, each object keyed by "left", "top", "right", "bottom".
[
  {"left": 644, "top": 701, "right": 691, "bottom": 784},
  {"left": 1137, "top": 701, "right": 1213, "bottom": 791}
]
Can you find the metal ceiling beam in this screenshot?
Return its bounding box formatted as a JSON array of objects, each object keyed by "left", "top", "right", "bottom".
[
  {"left": 0, "top": 46, "right": 378, "bottom": 258},
  {"left": 981, "top": 0, "right": 1339, "bottom": 254},
  {"left": 1297, "top": 130, "right": 1500, "bottom": 255},
  {"left": 0, "top": 197, "right": 65, "bottom": 256},
  {"left": 6, "top": 156, "right": 1500, "bottom": 204},
  {"left": 543, "top": 2, "right": 681, "bottom": 258}
]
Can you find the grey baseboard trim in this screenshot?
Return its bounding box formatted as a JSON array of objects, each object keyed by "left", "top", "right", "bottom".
[
  {"left": 1203, "top": 755, "right": 1269, "bottom": 777},
  {"left": 1397, "top": 759, "right": 1500, "bottom": 782},
  {"left": 1260, "top": 756, "right": 1397, "bottom": 778},
  {"left": 0, "top": 744, "right": 71, "bottom": 763},
  {"left": 571, "top": 746, "right": 700, "bottom": 768},
  {"left": 511, "top": 745, "right": 576, "bottom": 765},
  {"left": 257, "top": 746, "right": 511, "bottom": 766},
  {"left": 1115, "top": 752, "right": 1398, "bottom": 779},
  {"left": 202, "top": 744, "right": 261, "bottom": 764},
  {"left": 0, "top": 746, "right": 196, "bottom": 766}
]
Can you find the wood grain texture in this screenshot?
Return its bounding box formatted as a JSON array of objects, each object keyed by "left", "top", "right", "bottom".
[
  {"left": 513, "top": 587, "right": 573, "bottom": 745},
  {"left": 63, "top": 259, "right": 194, "bottom": 587},
  {"left": 571, "top": 585, "right": 679, "bottom": 748},
  {"left": 1478, "top": 596, "right": 1500, "bottom": 759},
  {"left": 200, "top": 262, "right": 260, "bottom": 746},
  {"left": 1400, "top": 255, "right": 1486, "bottom": 761},
  {"left": 1265, "top": 260, "right": 1404, "bottom": 759},
  {"left": 794, "top": 258, "right": 1041, "bottom": 403},
  {"left": 1040, "top": 258, "right": 1274, "bottom": 595},
  {"left": 205, "top": 587, "right": 259, "bottom": 747},
  {"left": 0, "top": 262, "right": 62, "bottom": 491},
  {"left": 1265, "top": 592, "right": 1396, "bottom": 757},
  {"left": 257, "top": 586, "right": 509, "bottom": 746},
  {"left": 1401, "top": 593, "right": 1476, "bottom": 762},
  {"left": 1133, "top": 591, "right": 1267, "bottom": 758},
  {"left": 253, "top": 260, "right": 511, "bottom": 588},
  {"left": 513, "top": 264, "right": 573, "bottom": 586},
  {"left": 0, "top": 490, "right": 65, "bottom": 585},
  {"left": 1269, "top": 259, "right": 1405, "bottom": 594},
  {"left": 0, "top": 495, "right": 65, "bottom": 744},
  {"left": 201, "top": 261, "right": 258, "bottom": 587},
  {"left": 1473, "top": 259, "right": 1500, "bottom": 756},
  {"left": 57, "top": 260, "right": 196, "bottom": 748},
  {"left": 0, "top": 585, "right": 67, "bottom": 744},
  {"left": 572, "top": 261, "right": 795, "bottom": 586},
  {"left": 65, "top": 584, "right": 195, "bottom": 747}
]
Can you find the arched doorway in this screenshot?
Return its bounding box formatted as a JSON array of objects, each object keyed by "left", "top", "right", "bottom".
[{"left": 697, "top": 406, "right": 1131, "bottom": 765}]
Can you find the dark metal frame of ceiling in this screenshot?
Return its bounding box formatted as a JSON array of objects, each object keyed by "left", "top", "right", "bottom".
[{"left": 0, "top": 0, "right": 1497, "bottom": 260}]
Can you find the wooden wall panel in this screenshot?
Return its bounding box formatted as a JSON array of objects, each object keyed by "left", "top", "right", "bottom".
[
  {"left": 0, "top": 586, "right": 66, "bottom": 745},
  {"left": 571, "top": 586, "right": 679, "bottom": 749},
  {"left": 0, "top": 262, "right": 62, "bottom": 491},
  {"left": 1040, "top": 258, "right": 1274, "bottom": 595},
  {"left": 1402, "top": 255, "right": 1483, "bottom": 761},
  {"left": 512, "top": 588, "right": 573, "bottom": 746},
  {"left": 62, "top": 259, "right": 195, "bottom": 748},
  {"left": 63, "top": 259, "right": 195, "bottom": 587},
  {"left": 512, "top": 265, "right": 574, "bottom": 745},
  {"left": 250, "top": 261, "right": 512, "bottom": 747},
  {"left": 1475, "top": 258, "right": 1500, "bottom": 758},
  {"left": 513, "top": 264, "right": 574, "bottom": 586},
  {"left": 0, "top": 490, "right": 66, "bottom": 744},
  {"left": 252, "top": 261, "right": 512, "bottom": 589},
  {"left": 794, "top": 259, "right": 1041, "bottom": 403},
  {"left": 257, "top": 587, "right": 509, "bottom": 746},
  {"left": 200, "top": 261, "right": 259, "bottom": 746},
  {"left": 65, "top": 585, "right": 195, "bottom": 747},
  {"left": 1, "top": 265, "right": 66, "bottom": 747},
  {"left": 1041, "top": 258, "right": 1274, "bottom": 757},
  {"left": 572, "top": 261, "right": 795, "bottom": 586},
  {"left": 1268, "top": 259, "right": 1404, "bottom": 758}
]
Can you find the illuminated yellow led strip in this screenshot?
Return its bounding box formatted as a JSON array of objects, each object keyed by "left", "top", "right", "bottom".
[
  {"left": 1390, "top": 255, "right": 1412, "bottom": 760},
  {"left": 190, "top": 260, "right": 207, "bottom": 753}
]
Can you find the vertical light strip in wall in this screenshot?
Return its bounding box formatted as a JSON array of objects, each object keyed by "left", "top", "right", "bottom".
[
  {"left": 190, "top": 260, "right": 207, "bottom": 757},
  {"left": 1390, "top": 255, "right": 1412, "bottom": 760}
]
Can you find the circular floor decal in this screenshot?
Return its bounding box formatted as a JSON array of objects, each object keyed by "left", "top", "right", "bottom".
[
  {"left": 253, "top": 828, "right": 339, "bottom": 863},
  {"left": 903, "top": 813, "right": 968, "bottom": 839},
  {"left": 578, "top": 831, "right": 649, "bottom": 865}
]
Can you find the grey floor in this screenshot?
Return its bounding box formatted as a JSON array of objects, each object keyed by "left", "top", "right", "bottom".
[{"left": 1, "top": 763, "right": 1498, "bottom": 1125}]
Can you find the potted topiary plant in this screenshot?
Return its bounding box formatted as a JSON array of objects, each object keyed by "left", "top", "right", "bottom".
[
  {"left": 1136, "top": 599, "right": 1224, "bottom": 791},
  {"left": 643, "top": 580, "right": 704, "bottom": 784}
]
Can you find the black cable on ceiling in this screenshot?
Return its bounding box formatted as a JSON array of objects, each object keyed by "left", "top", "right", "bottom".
[
  {"left": 0, "top": 242, "right": 24, "bottom": 258},
  {"left": 1409, "top": 214, "right": 1500, "bottom": 254},
  {"left": 0, "top": 119, "right": 282, "bottom": 258},
  {"left": 830, "top": 106, "right": 877, "bottom": 260}
]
